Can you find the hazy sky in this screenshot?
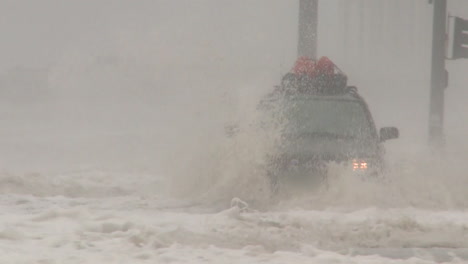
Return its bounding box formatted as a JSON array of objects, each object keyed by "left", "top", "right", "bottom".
[
  {"left": 0, "top": 1, "right": 467, "bottom": 75},
  {"left": 0, "top": 1, "right": 298, "bottom": 72}
]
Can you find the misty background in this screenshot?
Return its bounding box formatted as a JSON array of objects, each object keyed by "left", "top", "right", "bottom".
[{"left": 0, "top": 0, "right": 467, "bottom": 177}]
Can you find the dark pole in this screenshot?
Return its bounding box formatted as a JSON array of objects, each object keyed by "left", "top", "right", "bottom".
[
  {"left": 298, "top": 0, "right": 318, "bottom": 59},
  {"left": 428, "top": 0, "right": 447, "bottom": 149}
]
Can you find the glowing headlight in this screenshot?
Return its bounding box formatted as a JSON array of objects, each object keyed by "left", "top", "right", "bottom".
[{"left": 352, "top": 159, "right": 368, "bottom": 171}]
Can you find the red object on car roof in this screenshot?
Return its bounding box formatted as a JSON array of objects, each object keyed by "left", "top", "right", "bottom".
[
  {"left": 292, "top": 56, "right": 316, "bottom": 77},
  {"left": 292, "top": 56, "right": 337, "bottom": 77},
  {"left": 315, "top": 56, "right": 335, "bottom": 76}
]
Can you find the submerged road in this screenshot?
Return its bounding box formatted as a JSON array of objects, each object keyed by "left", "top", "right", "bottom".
[{"left": 1, "top": 170, "right": 467, "bottom": 263}]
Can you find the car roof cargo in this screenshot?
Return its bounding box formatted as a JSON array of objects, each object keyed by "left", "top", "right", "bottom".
[{"left": 279, "top": 56, "right": 350, "bottom": 96}]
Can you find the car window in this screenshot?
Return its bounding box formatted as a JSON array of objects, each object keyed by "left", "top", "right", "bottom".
[{"left": 283, "top": 98, "right": 374, "bottom": 139}]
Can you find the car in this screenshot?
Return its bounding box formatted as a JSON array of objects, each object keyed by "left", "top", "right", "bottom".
[{"left": 261, "top": 57, "right": 399, "bottom": 193}]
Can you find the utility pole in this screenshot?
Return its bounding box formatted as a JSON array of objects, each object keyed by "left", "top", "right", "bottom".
[
  {"left": 428, "top": 0, "right": 447, "bottom": 150},
  {"left": 298, "top": 0, "right": 318, "bottom": 59},
  {"left": 340, "top": 1, "right": 351, "bottom": 63}
]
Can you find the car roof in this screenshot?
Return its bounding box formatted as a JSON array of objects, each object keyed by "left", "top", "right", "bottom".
[{"left": 289, "top": 93, "right": 358, "bottom": 101}]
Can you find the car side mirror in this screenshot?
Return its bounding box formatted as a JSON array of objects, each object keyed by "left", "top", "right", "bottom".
[{"left": 380, "top": 127, "right": 399, "bottom": 142}]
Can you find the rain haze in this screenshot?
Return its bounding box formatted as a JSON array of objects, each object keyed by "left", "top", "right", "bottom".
[{"left": 1, "top": 0, "right": 468, "bottom": 263}]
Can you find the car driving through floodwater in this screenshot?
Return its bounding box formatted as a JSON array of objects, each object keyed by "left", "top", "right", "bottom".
[{"left": 261, "top": 57, "right": 399, "bottom": 193}]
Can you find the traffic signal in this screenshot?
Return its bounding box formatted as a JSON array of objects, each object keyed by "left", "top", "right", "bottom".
[{"left": 450, "top": 17, "right": 468, "bottom": 59}]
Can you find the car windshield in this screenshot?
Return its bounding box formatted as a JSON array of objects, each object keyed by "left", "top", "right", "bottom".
[{"left": 283, "top": 97, "right": 374, "bottom": 140}]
